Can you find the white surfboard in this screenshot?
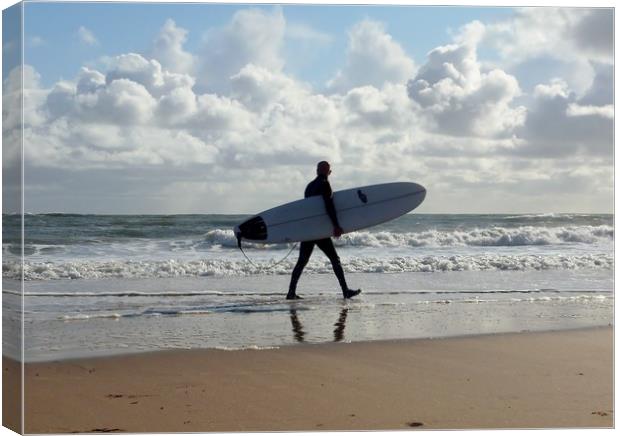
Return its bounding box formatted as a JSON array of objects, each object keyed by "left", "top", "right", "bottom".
[{"left": 234, "top": 182, "right": 426, "bottom": 244}]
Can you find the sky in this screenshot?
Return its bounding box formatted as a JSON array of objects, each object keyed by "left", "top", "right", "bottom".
[{"left": 2, "top": 2, "right": 614, "bottom": 214}]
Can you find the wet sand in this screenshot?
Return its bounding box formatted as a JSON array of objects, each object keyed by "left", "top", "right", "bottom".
[{"left": 5, "top": 327, "right": 614, "bottom": 433}]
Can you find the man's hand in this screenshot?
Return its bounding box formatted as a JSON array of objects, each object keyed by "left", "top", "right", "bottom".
[{"left": 334, "top": 226, "right": 344, "bottom": 238}]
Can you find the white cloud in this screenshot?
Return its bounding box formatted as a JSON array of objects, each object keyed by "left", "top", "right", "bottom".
[
  {"left": 484, "top": 8, "right": 613, "bottom": 95},
  {"left": 156, "top": 85, "right": 198, "bottom": 125},
  {"left": 105, "top": 53, "right": 195, "bottom": 97},
  {"left": 77, "top": 26, "right": 98, "bottom": 46},
  {"left": 230, "top": 63, "right": 311, "bottom": 112},
  {"left": 151, "top": 19, "right": 195, "bottom": 75},
  {"left": 106, "top": 53, "right": 166, "bottom": 90},
  {"left": 188, "top": 93, "right": 255, "bottom": 135},
  {"left": 514, "top": 77, "right": 613, "bottom": 159},
  {"left": 47, "top": 73, "right": 158, "bottom": 126},
  {"left": 407, "top": 21, "right": 525, "bottom": 138},
  {"left": 342, "top": 83, "right": 415, "bottom": 130},
  {"left": 199, "top": 7, "right": 286, "bottom": 93},
  {"left": 327, "top": 20, "right": 415, "bottom": 93},
  {"left": 486, "top": 8, "right": 612, "bottom": 65},
  {"left": 3, "top": 65, "right": 49, "bottom": 130},
  {"left": 533, "top": 78, "right": 569, "bottom": 99},
  {"left": 76, "top": 67, "right": 106, "bottom": 94},
  {"left": 566, "top": 103, "right": 613, "bottom": 119},
  {"left": 97, "top": 79, "right": 158, "bottom": 125}
]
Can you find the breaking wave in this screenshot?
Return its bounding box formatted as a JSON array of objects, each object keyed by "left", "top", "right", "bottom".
[
  {"left": 204, "top": 225, "right": 613, "bottom": 250},
  {"left": 4, "top": 225, "right": 612, "bottom": 259},
  {"left": 4, "top": 253, "right": 613, "bottom": 280}
]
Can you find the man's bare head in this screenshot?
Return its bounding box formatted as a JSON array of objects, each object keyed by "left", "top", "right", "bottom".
[{"left": 317, "top": 161, "right": 331, "bottom": 177}]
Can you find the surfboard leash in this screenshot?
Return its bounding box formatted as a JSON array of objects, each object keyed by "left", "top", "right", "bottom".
[{"left": 236, "top": 235, "right": 298, "bottom": 270}]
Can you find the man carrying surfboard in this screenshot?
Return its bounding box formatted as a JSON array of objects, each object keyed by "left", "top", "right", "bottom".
[{"left": 287, "top": 161, "right": 362, "bottom": 300}]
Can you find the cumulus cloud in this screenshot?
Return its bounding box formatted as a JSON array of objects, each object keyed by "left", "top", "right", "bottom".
[
  {"left": 75, "top": 66, "right": 105, "bottom": 94},
  {"left": 487, "top": 8, "right": 613, "bottom": 65},
  {"left": 230, "top": 63, "right": 311, "bottom": 112},
  {"left": 514, "top": 77, "right": 613, "bottom": 159},
  {"left": 342, "top": 83, "right": 416, "bottom": 131},
  {"left": 327, "top": 20, "right": 415, "bottom": 92},
  {"left": 46, "top": 62, "right": 162, "bottom": 126},
  {"left": 151, "top": 19, "right": 195, "bottom": 75},
  {"left": 11, "top": 58, "right": 216, "bottom": 171},
  {"left": 484, "top": 8, "right": 613, "bottom": 95},
  {"left": 156, "top": 85, "right": 197, "bottom": 125},
  {"left": 3, "top": 65, "right": 49, "bottom": 130},
  {"left": 199, "top": 7, "right": 286, "bottom": 93},
  {"left": 105, "top": 53, "right": 195, "bottom": 97},
  {"left": 407, "top": 21, "right": 526, "bottom": 138}
]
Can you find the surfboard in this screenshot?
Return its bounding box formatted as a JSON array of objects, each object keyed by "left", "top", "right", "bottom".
[{"left": 234, "top": 182, "right": 426, "bottom": 244}]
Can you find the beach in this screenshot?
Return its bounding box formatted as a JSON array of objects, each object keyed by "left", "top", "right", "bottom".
[{"left": 5, "top": 326, "right": 612, "bottom": 433}]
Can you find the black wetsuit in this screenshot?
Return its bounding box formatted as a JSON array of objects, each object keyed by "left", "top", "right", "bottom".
[{"left": 288, "top": 175, "right": 349, "bottom": 296}]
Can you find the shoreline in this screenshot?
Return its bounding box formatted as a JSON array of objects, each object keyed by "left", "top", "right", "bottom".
[
  {"left": 5, "top": 326, "right": 613, "bottom": 432},
  {"left": 12, "top": 324, "right": 614, "bottom": 364}
]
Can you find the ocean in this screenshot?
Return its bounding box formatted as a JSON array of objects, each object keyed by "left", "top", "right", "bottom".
[{"left": 2, "top": 213, "right": 614, "bottom": 361}]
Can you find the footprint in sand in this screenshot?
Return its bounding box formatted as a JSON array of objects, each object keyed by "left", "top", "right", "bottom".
[
  {"left": 592, "top": 411, "right": 610, "bottom": 417},
  {"left": 407, "top": 422, "right": 424, "bottom": 427},
  {"left": 106, "top": 394, "right": 153, "bottom": 399}
]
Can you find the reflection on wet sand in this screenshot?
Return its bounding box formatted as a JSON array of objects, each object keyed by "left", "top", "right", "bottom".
[
  {"left": 289, "top": 307, "right": 349, "bottom": 343},
  {"left": 289, "top": 308, "right": 306, "bottom": 342},
  {"left": 333, "top": 308, "right": 348, "bottom": 342}
]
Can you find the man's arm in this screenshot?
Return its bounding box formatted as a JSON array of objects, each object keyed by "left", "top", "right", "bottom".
[{"left": 322, "top": 181, "right": 343, "bottom": 236}]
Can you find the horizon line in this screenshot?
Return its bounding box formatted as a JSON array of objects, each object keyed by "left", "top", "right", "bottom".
[{"left": 3, "top": 211, "right": 614, "bottom": 216}]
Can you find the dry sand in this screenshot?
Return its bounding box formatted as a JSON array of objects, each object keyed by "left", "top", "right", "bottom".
[{"left": 3, "top": 327, "right": 613, "bottom": 433}]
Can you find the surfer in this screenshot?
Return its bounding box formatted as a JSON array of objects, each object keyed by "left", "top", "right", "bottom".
[{"left": 287, "top": 161, "right": 361, "bottom": 300}]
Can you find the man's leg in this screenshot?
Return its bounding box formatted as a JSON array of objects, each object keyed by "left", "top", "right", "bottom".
[
  {"left": 316, "top": 238, "right": 349, "bottom": 293},
  {"left": 287, "top": 241, "right": 315, "bottom": 299},
  {"left": 316, "top": 238, "right": 361, "bottom": 298}
]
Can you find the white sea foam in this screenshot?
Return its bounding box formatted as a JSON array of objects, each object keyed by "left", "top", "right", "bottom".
[
  {"left": 335, "top": 225, "right": 613, "bottom": 248},
  {"left": 4, "top": 252, "right": 613, "bottom": 280},
  {"left": 60, "top": 313, "right": 122, "bottom": 321},
  {"left": 5, "top": 225, "right": 612, "bottom": 264},
  {"left": 199, "top": 225, "right": 613, "bottom": 250}
]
